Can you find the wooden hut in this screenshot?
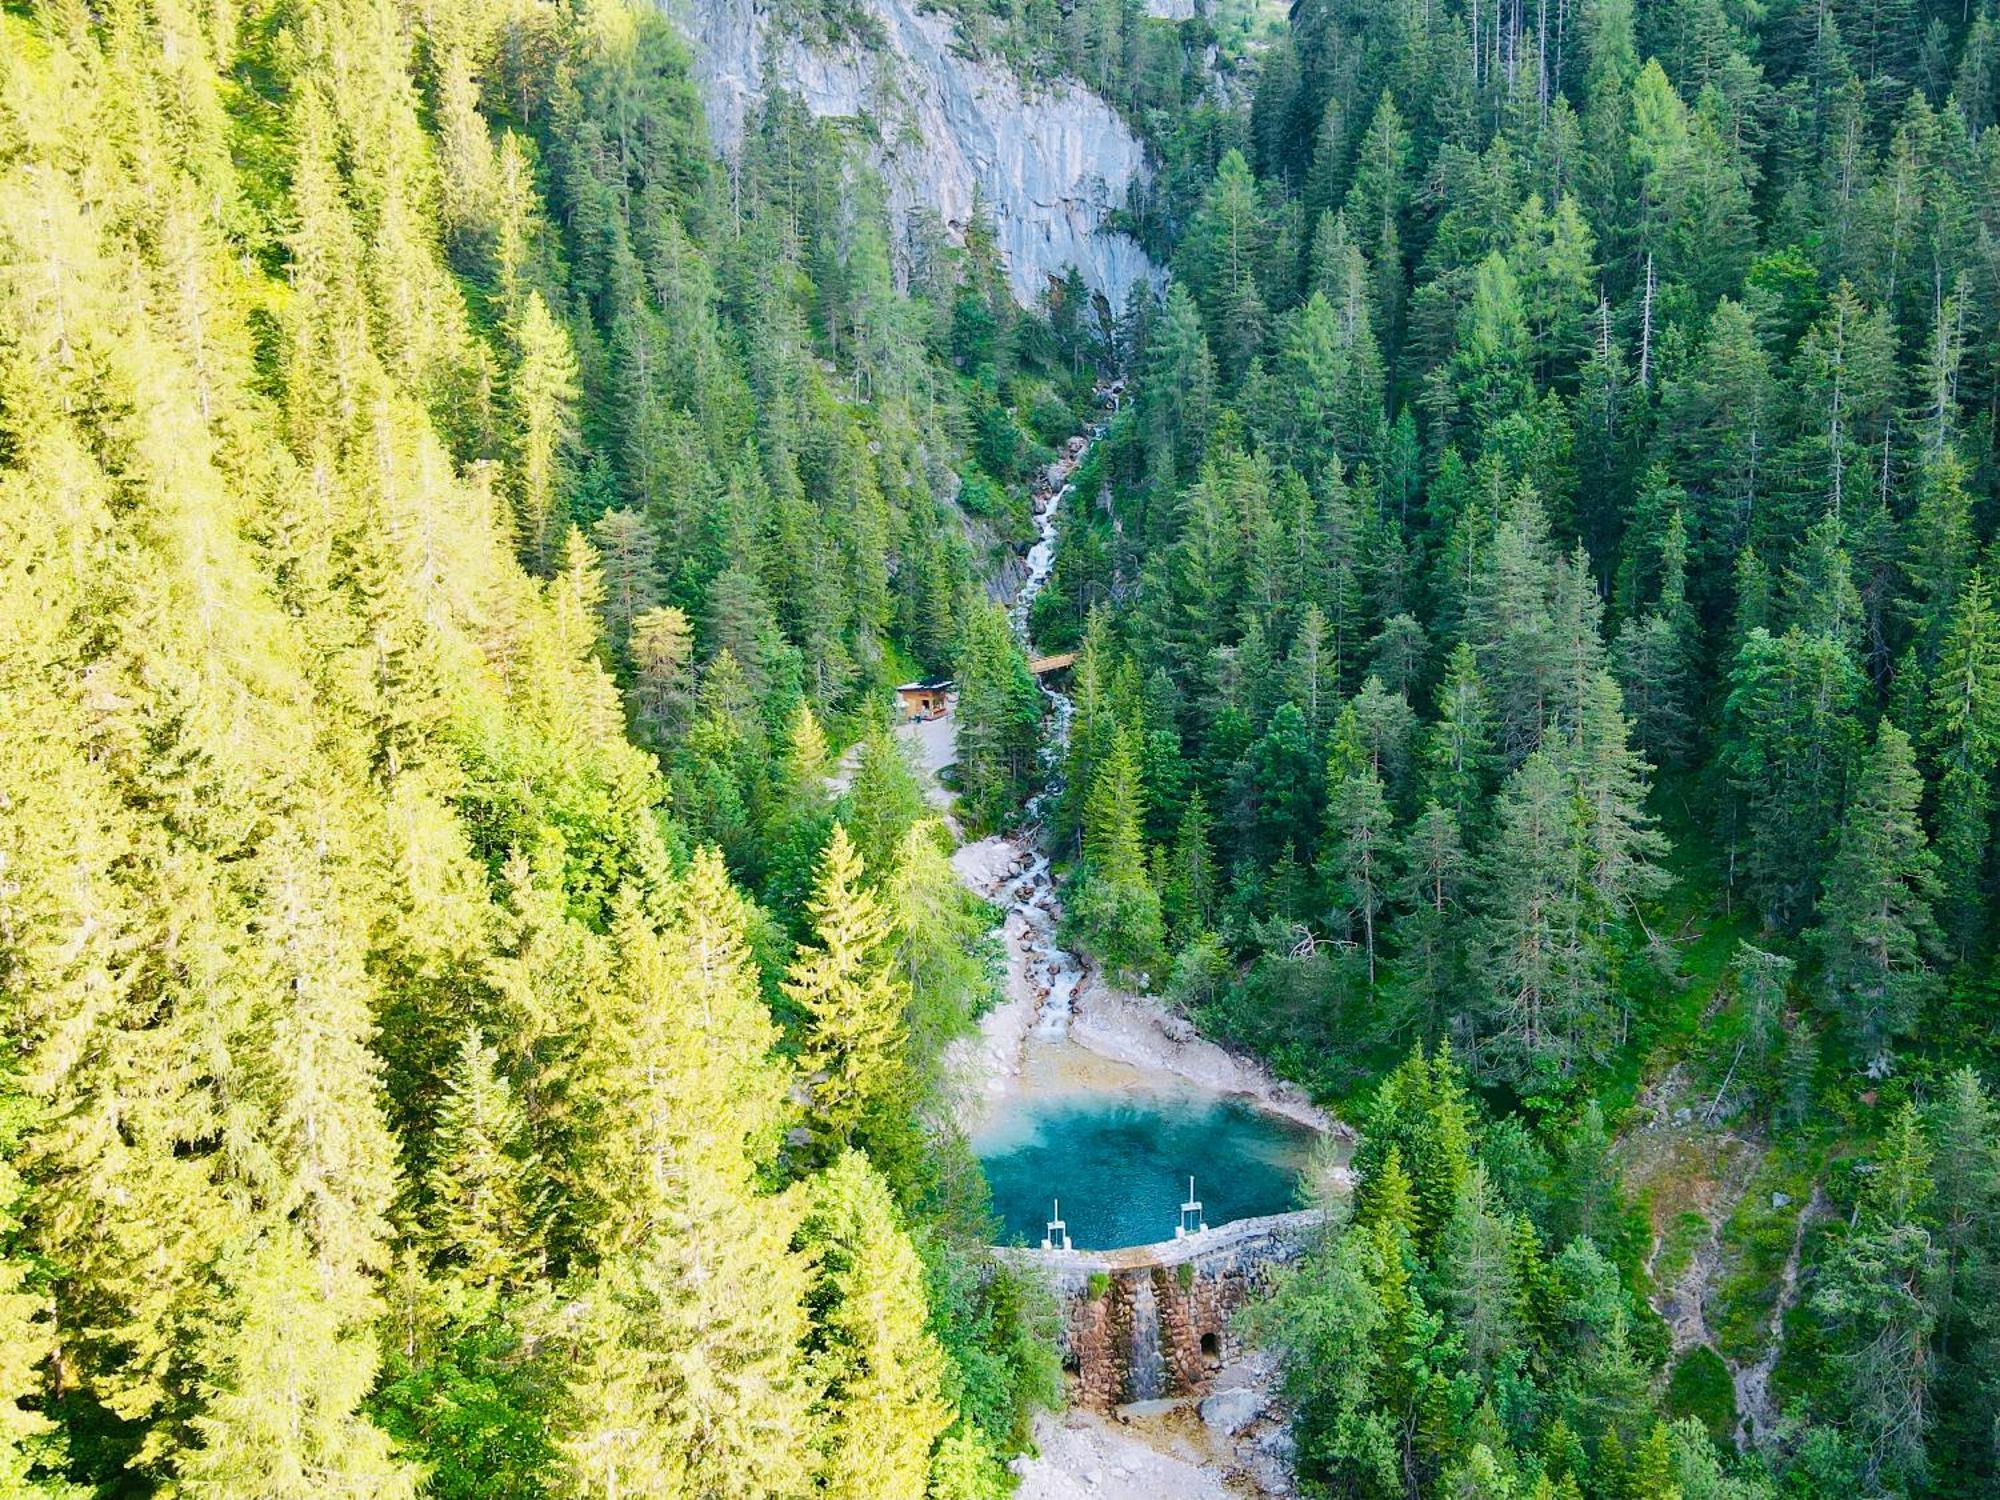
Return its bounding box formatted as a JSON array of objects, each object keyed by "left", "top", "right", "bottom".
[{"left": 895, "top": 679, "right": 953, "bottom": 722}]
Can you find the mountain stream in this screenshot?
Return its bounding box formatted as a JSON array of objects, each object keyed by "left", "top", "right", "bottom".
[{"left": 951, "top": 391, "right": 1326, "bottom": 1253}]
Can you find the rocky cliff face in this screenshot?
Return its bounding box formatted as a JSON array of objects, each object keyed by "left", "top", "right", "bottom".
[{"left": 665, "top": 0, "right": 1159, "bottom": 310}]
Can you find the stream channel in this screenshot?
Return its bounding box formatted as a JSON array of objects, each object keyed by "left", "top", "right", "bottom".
[{"left": 958, "top": 392, "right": 1319, "bottom": 1252}]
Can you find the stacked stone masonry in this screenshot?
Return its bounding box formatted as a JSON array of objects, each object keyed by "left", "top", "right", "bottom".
[{"left": 995, "top": 1210, "right": 1321, "bottom": 1410}]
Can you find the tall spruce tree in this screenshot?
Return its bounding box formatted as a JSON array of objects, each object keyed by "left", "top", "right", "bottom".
[
  {"left": 1925, "top": 568, "right": 2000, "bottom": 955},
  {"left": 885, "top": 819, "right": 997, "bottom": 1095},
  {"left": 953, "top": 605, "right": 1043, "bottom": 833},
  {"left": 561, "top": 857, "right": 815, "bottom": 1500},
  {"left": 1325, "top": 753, "right": 1395, "bottom": 986},
  {"left": 1816, "top": 721, "right": 1941, "bottom": 1062},
  {"left": 1473, "top": 754, "right": 1601, "bottom": 1087},
  {"left": 422, "top": 1028, "right": 544, "bottom": 1292},
  {"left": 1723, "top": 628, "right": 1868, "bottom": 930},
  {"left": 1071, "top": 727, "right": 1165, "bottom": 981},
  {"left": 799, "top": 1152, "right": 954, "bottom": 1500},
  {"left": 1392, "top": 803, "right": 1472, "bottom": 1046},
  {"left": 786, "top": 825, "right": 910, "bottom": 1151}
]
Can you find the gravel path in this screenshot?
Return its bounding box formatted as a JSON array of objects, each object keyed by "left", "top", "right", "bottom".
[{"left": 1015, "top": 1409, "right": 1237, "bottom": 1500}]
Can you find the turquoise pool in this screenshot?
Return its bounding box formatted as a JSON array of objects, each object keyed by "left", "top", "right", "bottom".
[{"left": 971, "top": 1088, "right": 1316, "bottom": 1250}]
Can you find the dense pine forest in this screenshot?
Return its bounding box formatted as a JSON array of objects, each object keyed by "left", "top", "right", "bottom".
[
  {"left": 8, "top": 0, "right": 2000, "bottom": 1494},
  {"left": 1007, "top": 0, "right": 2000, "bottom": 1492},
  {"left": 0, "top": 0, "right": 1080, "bottom": 1493}
]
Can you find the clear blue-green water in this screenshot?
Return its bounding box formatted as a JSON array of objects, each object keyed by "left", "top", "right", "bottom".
[{"left": 972, "top": 1090, "right": 1315, "bottom": 1250}]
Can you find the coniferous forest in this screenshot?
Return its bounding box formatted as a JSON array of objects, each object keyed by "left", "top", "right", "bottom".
[
  {"left": 0, "top": 0, "right": 1067, "bottom": 1494},
  {"left": 8, "top": 0, "right": 2000, "bottom": 1494}
]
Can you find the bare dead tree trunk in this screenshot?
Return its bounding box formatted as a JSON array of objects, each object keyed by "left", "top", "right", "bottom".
[{"left": 1638, "top": 254, "right": 1656, "bottom": 391}]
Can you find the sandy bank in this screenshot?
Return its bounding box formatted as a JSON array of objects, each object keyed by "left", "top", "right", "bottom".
[
  {"left": 947, "top": 832, "right": 1342, "bottom": 1139},
  {"left": 1068, "top": 979, "right": 1333, "bottom": 1134}
]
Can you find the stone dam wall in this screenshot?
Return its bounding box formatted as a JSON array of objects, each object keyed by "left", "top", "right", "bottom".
[{"left": 995, "top": 1210, "right": 1322, "bottom": 1409}]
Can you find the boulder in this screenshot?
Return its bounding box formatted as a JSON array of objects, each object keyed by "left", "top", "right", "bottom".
[
  {"left": 1254, "top": 1425, "right": 1296, "bottom": 1461},
  {"left": 1197, "top": 1387, "right": 1265, "bottom": 1436}
]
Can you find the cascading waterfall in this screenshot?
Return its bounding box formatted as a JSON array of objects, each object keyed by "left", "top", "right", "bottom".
[
  {"left": 964, "top": 383, "right": 1325, "bottom": 1261},
  {"left": 1000, "top": 386, "right": 1119, "bottom": 1040},
  {"left": 1126, "top": 1272, "right": 1166, "bottom": 1402}
]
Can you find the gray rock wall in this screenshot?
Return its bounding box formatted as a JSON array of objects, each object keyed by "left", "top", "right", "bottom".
[{"left": 664, "top": 0, "right": 1160, "bottom": 311}]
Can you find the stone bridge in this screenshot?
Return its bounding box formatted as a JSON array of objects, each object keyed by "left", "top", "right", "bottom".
[{"left": 995, "top": 1210, "right": 1324, "bottom": 1409}]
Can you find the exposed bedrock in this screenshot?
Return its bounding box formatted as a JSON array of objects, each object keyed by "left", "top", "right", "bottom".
[{"left": 666, "top": 0, "right": 1161, "bottom": 310}]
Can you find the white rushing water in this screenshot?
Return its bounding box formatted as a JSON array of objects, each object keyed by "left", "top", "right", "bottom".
[
  {"left": 1126, "top": 1273, "right": 1166, "bottom": 1401},
  {"left": 949, "top": 393, "right": 1336, "bottom": 1131},
  {"left": 963, "top": 394, "right": 1313, "bottom": 1500},
  {"left": 1000, "top": 387, "right": 1118, "bottom": 1040}
]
